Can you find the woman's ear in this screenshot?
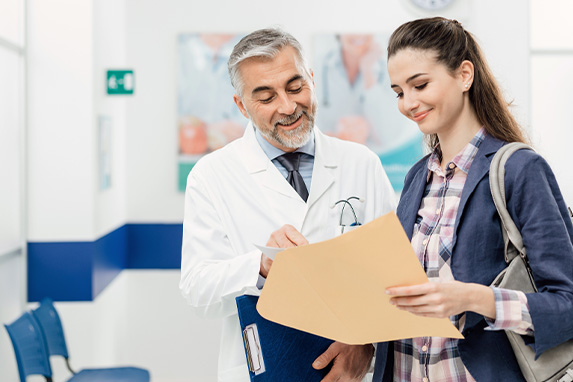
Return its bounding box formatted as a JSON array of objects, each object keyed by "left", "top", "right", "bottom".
[{"left": 459, "top": 60, "right": 474, "bottom": 92}]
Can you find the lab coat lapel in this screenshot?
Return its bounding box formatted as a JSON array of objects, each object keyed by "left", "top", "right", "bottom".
[
  {"left": 240, "top": 123, "right": 300, "bottom": 198},
  {"left": 239, "top": 123, "right": 307, "bottom": 225},
  {"left": 307, "top": 129, "right": 336, "bottom": 208}
]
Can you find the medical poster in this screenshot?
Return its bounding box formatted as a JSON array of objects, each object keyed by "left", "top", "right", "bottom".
[
  {"left": 313, "top": 34, "right": 424, "bottom": 192},
  {"left": 177, "top": 33, "right": 246, "bottom": 191}
]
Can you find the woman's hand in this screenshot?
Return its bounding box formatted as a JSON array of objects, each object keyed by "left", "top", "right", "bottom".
[{"left": 386, "top": 280, "right": 496, "bottom": 319}]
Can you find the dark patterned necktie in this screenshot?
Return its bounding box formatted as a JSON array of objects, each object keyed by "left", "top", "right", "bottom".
[{"left": 276, "top": 152, "right": 309, "bottom": 202}]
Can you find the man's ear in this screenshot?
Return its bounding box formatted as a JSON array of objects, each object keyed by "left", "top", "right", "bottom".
[{"left": 233, "top": 94, "right": 250, "bottom": 119}]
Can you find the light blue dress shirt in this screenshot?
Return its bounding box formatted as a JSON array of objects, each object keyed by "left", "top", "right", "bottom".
[{"left": 254, "top": 128, "right": 315, "bottom": 191}]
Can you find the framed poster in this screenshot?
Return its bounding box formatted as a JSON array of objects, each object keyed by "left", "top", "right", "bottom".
[
  {"left": 313, "top": 34, "right": 424, "bottom": 192},
  {"left": 177, "top": 33, "right": 245, "bottom": 191}
]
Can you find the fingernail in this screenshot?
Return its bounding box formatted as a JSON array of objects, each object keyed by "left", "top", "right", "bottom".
[{"left": 313, "top": 360, "right": 321, "bottom": 368}]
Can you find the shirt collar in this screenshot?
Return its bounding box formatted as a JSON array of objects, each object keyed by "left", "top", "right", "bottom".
[
  {"left": 254, "top": 127, "right": 315, "bottom": 161},
  {"left": 427, "top": 127, "right": 486, "bottom": 180}
]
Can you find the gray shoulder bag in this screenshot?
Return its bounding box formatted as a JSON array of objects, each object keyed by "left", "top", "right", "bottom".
[{"left": 489, "top": 142, "right": 573, "bottom": 382}]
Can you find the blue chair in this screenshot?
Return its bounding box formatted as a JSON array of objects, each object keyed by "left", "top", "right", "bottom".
[
  {"left": 4, "top": 312, "right": 54, "bottom": 382},
  {"left": 31, "top": 298, "right": 150, "bottom": 381}
]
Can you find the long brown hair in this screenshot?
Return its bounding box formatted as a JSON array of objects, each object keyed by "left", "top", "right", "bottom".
[{"left": 388, "top": 17, "right": 528, "bottom": 148}]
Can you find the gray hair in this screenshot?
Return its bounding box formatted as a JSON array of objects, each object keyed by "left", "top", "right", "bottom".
[{"left": 228, "top": 28, "right": 311, "bottom": 97}]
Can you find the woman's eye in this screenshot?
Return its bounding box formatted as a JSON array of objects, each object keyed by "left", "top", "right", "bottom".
[
  {"left": 396, "top": 92, "right": 403, "bottom": 99},
  {"left": 415, "top": 83, "right": 428, "bottom": 90}
]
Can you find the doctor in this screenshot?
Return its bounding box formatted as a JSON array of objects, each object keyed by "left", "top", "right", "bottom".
[{"left": 180, "top": 28, "right": 396, "bottom": 382}]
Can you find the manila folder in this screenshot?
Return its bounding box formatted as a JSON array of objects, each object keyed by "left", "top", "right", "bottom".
[{"left": 257, "top": 212, "right": 463, "bottom": 345}]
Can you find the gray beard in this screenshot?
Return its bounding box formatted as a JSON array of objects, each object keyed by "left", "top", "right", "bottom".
[{"left": 256, "top": 110, "right": 314, "bottom": 149}]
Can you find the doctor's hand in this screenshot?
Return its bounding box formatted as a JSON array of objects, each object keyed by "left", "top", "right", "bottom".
[
  {"left": 266, "top": 224, "right": 308, "bottom": 248},
  {"left": 313, "top": 342, "right": 374, "bottom": 382},
  {"left": 260, "top": 225, "right": 309, "bottom": 278},
  {"left": 259, "top": 254, "right": 273, "bottom": 278},
  {"left": 386, "top": 280, "right": 496, "bottom": 319}
]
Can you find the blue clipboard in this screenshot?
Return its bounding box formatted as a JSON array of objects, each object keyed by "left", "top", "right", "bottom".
[{"left": 236, "top": 295, "right": 334, "bottom": 381}]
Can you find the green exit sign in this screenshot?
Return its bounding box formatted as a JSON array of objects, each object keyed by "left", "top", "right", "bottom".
[{"left": 107, "top": 70, "right": 134, "bottom": 95}]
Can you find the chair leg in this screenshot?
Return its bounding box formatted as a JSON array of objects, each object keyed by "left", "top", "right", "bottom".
[{"left": 65, "top": 358, "right": 76, "bottom": 375}]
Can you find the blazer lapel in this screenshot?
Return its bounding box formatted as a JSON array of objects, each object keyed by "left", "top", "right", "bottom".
[
  {"left": 452, "top": 135, "right": 505, "bottom": 248},
  {"left": 399, "top": 160, "right": 429, "bottom": 240}
]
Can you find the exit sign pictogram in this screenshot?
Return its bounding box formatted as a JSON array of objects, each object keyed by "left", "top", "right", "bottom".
[{"left": 107, "top": 70, "right": 134, "bottom": 95}]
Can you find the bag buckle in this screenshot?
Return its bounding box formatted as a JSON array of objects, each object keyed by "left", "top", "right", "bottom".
[{"left": 557, "top": 368, "right": 573, "bottom": 382}]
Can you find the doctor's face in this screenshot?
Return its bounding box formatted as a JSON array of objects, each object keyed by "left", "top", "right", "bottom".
[{"left": 233, "top": 46, "right": 317, "bottom": 152}]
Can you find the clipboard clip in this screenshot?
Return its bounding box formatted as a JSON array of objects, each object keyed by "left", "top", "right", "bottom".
[{"left": 242, "top": 324, "right": 266, "bottom": 375}]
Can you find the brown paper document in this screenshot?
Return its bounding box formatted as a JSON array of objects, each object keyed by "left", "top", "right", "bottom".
[{"left": 257, "top": 212, "right": 464, "bottom": 345}]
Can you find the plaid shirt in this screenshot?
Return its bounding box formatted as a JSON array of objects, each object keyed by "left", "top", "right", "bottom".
[{"left": 394, "top": 128, "right": 534, "bottom": 382}]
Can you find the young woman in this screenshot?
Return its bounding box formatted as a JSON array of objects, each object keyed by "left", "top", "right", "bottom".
[{"left": 373, "top": 17, "right": 573, "bottom": 381}]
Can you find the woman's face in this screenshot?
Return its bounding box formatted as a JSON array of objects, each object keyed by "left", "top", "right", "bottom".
[{"left": 388, "top": 48, "right": 467, "bottom": 138}]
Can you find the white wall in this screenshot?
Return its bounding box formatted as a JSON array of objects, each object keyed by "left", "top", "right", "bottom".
[
  {"left": 0, "top": 48, "right": 22, "bottom": 251},
  {"left": 0, "top": 253, "right": 25, "bottom": 382},
  {"left": 468, "top": 2, "right": 530, "bottom": 129},
  {"left": 94, "top": 0, "right": 129, "bottom": 237},
  {"left": 27, "top": 0, "right": 96, "bottom": 242},
  {"left": 27, "top": 0, "right": 129, "bottom": 242},
  {"left": 0, "top": 1, "right": 25, "bottom": 381},
  {"left": 120, "top": 271, "right": 222, "bottom": 382},
  {"left": 530, "top": 0, "right": 573, "bottom": 207}
]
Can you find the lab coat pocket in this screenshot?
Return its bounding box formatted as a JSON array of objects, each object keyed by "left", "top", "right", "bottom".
[
  {"left": 337, "top": 223, "right": 362, "bottom": 236},
  {"left": 330, "top": 196, "right": 365, "bottom": 237}
]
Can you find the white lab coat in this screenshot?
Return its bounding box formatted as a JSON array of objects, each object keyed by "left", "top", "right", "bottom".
[{"left": 180, "top": 123, "right": 396, "bottom": 382}]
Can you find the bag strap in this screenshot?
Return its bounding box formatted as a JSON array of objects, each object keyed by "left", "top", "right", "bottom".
[{"left": 489, "top": 142, "right": 534, "bottom": 264}]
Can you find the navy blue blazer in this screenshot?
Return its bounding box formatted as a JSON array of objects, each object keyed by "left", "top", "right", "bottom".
[{"left": 373, "top": 134, "right": 573, "bottom": 381}]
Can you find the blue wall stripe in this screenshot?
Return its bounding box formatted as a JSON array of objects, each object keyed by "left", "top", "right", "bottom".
[
  {"left": 28, "top": 223, "right": 183, "bottom": 302},
  {"left": 28, "top": 241, "right": 95, "bottom": 302},
  {"left": 126, "top": 224, "right": 183, "bottom": 269},
  {"left": 93, "top": 225, "right": 128, "bottom": 298}
]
